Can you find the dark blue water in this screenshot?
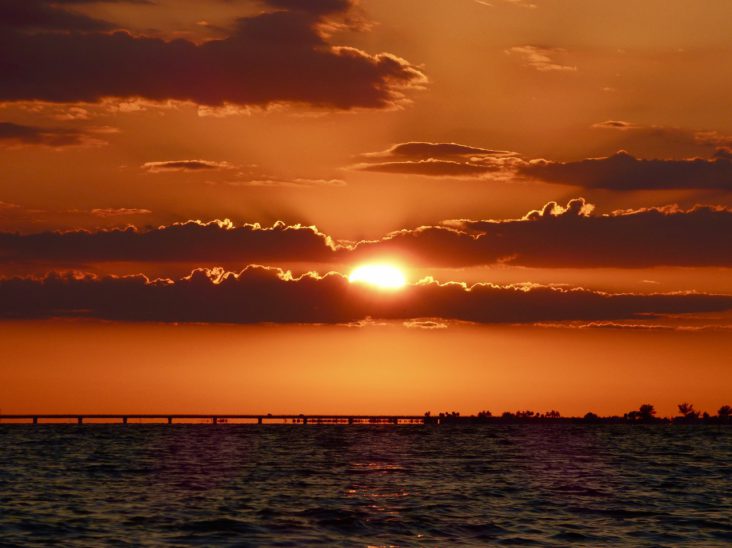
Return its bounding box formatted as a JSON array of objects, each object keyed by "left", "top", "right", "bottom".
[{"left": 1, "top": 424, "right": 731, "bottom": 546}]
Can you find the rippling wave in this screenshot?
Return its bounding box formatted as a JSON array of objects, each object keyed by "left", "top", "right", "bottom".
[{"left": 1, "top": 424, "right": 730, "bottom": 545}]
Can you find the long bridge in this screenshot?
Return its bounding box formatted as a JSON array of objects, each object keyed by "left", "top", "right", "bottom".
[{"left": 0, "top": 414, "right": 432, "bottom": 425}]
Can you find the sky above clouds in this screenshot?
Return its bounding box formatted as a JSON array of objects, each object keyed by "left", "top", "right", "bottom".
[{"left": 1, "top": 0, "right": 731, "bottom": 415}]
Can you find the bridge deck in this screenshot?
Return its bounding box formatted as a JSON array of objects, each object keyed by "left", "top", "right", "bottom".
[{"left": 0, "top": 414, "right": 431, "bottom": 424}]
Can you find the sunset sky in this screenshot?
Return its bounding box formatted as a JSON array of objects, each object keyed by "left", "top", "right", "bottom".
[{"left": 1, "top": 0, "right": 731, "bottom": 416}]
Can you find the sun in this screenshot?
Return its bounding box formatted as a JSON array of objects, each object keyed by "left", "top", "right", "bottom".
[{"left": 349, "top": 263, "right": 407, "bottom": 290}]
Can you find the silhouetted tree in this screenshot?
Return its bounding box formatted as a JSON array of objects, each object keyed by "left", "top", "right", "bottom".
[
  {"left": 477, "top": 410, "right": 492, "bottom": 418},
  {"left": 438, "top": 411, "right": 460, "bottom": 422},
  {"left": 639, "top": 404, "right": 656, "bottom": 420},
  {"left": 625, "top": 404, "right": 656, "bottom": 422},
  {"left": 544, "top": 410, "right": 561, "bottom": 419},
  {"left": 584, "top": 412, "right": 599, "bottom": 421},
  {"left": 718, "top": 405, "right": 731, "bottom": 420},
  {"left": 677, "top": 402, "right": 700, "bottom": 420}
]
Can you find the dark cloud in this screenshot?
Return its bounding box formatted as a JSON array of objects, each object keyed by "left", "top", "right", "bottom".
[
  {"left": 0, "top": 0, "right": 152, "bottom": 33},
  {"left": 142, "top": 160, "right": 233, "bottom": 172},
  {"left": 0, "top": 121, "right": 99, "bottom": 147},
  {"left": 355, "top": 141, "right": 517, "bottom": 177},
  {"left": 263, "top": 0, "right": 354, "bottom": 16},
  {"left": 54, "top": 0, "right": 153, "bottom": 3},
  {"left": 0, "top": 220, "right": 340, "bottom": 265},
  {"left": 353, "top": 198, "right": 732, "bottom": 268},
  {"left": 0, "top": 0, "right": 113, "bottom": 31},
  {"left": 518, "top": 149, "right": 732, "bottom": 190},
  {"left": 1, "top": 266, "right": 730, "bottom": 324},
  {"left": 0, "top": 1, "right": 424, "bottom": 110},
  {"left": 3, "top": 200, "right": 732, "bottom": 269},
  {"left": 370, "top": 142, "right": 515, "bottom": 159}
]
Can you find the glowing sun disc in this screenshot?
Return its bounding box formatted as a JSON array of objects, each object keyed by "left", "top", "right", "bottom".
[{"left": 349, "top": 263, "right": 407, "bottom": 290}]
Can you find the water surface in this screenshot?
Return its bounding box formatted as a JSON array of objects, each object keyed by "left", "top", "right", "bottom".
[{"left": 1, "top": 424, "right": 730, "bottom": 546}]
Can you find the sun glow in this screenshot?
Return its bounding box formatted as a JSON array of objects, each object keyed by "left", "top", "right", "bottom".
[{"left": 349, "top": 263, "right": 407, "bottom": 290}]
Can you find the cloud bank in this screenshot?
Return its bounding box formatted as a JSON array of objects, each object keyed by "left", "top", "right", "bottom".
[
  {"left": 2, "top": 200, "right": 732, "bottom": 269},
  {"left": 519, "top": 149, "right": 732, "bottom": 190},
  {"left": 2, "top": 266, "right": 730, "bottom": 324},
  {"left": 0, "top": 220, "right": 339, "bottom": 265},
  {"left": 355, "top": 199, "right": 732, "bottom": 268}
]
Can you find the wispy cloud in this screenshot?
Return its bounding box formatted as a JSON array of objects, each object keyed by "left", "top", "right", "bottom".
[
  {"left": 0, "top": 121, "right": 107, "bottom": 148},
  {"left": 90, "top": 208, "right": 152, "bottom": 218},
  {"left": 142, "top": 160, "right": 234, "bottom": 173},
  {"left": 505, "top": 46, "right": 577, "bottom": 72}
]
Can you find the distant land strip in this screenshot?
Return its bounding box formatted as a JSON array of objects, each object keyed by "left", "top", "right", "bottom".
[{"left": 1, "top": 408, "right": 730, "bottom": 425}]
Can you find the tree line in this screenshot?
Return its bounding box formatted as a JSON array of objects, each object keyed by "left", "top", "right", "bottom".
[{"left": 424, "top": 404, "right": 731, "bottom": 424}]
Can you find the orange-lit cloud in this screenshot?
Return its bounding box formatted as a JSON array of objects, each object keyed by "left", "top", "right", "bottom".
[
  {"left": 90, "top": 207, "right": 152, "bottom": 218},
  {"left": 142, "top": 160, "right": 234, "bottom": 173}
]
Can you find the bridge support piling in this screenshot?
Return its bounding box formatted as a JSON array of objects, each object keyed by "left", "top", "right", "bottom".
[
  {"left": 77, "top": 417, "right": 83, "bottom": 425},
  {"left": 167, "top": 417, "right": 173, "bottom": 425},
  {"left": 33, "top": 416, "right": 38, "bottom": 425}
]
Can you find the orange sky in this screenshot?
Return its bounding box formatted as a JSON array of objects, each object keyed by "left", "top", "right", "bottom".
[
  {"left": 2, "top": 320, "right": 731, "bottom": 418},
  {"left": 1, "top": 0, "right": 731, "bottom": 415}
]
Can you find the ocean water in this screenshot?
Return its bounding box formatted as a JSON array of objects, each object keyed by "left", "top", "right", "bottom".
[{"left": 0, "top": 424, "right": 730, "bottom": 546}]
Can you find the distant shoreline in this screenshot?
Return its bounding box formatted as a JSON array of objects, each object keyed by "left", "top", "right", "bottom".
[{"left": 1, "top": 412, "right": 730, "bottom": 426}]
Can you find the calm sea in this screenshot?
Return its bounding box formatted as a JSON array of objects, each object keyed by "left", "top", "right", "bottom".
[{"left": 0, "top": 424, "right": 730, "bottom": 546}]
